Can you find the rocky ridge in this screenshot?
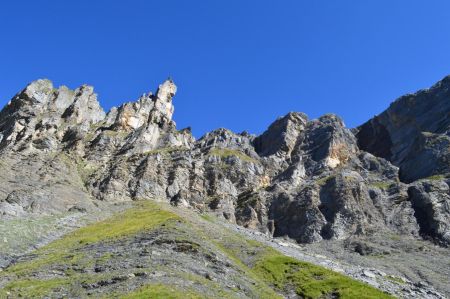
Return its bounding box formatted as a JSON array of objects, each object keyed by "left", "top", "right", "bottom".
[{"left": 0, "top": 76, "right": 450, "bottom": 297}]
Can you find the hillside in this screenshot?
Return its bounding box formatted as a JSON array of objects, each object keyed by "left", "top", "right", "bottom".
[{"left": 0, "top": 200, "right": 394, "bottom": 298}]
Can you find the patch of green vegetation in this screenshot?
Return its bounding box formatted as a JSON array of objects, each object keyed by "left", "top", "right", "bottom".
[
  {"left": 49, "top": 201, "right": 180, "bottom": 246},
  {"left": 97, "top": 252, "right": 114, "bottom": 264},
  {"left": 207, "top": 148, "right": 258, "bottom": 163},
  {"left": 208, "top": 224, "right": 391, "bottom": 299},
  {"left": 389, "top": 234, "right": 401, "bottom": 241},
  {"left": 61, "top": 152, "right": 108, "bottom": 189},
  {"left": 0, "top": 278, "right": 70, "bottom": 298},
  {"left": 423, "top": 174, "right": 447, "bottom": 181},
  {"left": 0, "top": 214, "right": 65, "bottom": 256},
  {"left": 342, "top": 174, "right": 359, "bottom": 182},
  {"left": 200, "top": 213, "right": 215, "bottom": 223},
  {"left": 55, "top": 151, "right": 103, "bottom": 189},
  {"left": 385, "top": 275, "right": 405, "bottom": 285},
  {"left": 103, "top": 130, "right": 129, "bottom": 138},
  {"left": 1, "top": 200, "right": 392, "bottom": 299},
  {"left": 236, "top": 192, "right": 260, "bottom": 209},
  {"left": 316, "top": 175, "right": 334, "bottom": 186},
  {"left": 177, "top": 272, "right": 238, "bottom": 299},
  {"left": 5, "top": 201, "right": 180, "bottom": 276},
  {"left": 0, "top": 159, "right": 6, "bottom": 169},
  {"left": 210, "top": 235, "right": 282, "bottom": 299},
  {"left": 121, "top": 284, "right": 201, "bottom": 299},
  {"left": 77, "top": 162, "right": 98, "bottom": 183},
  {"left": 144, "top": 146, "right": 188, "bottom": 156},
  {"left": 52, "top": 151, "right": 76, "bottom": 169},
  {"left": 89, "top": 120, "right": 106, "bottom": 131},
  {"left": 84, "top": 132, "right": 97, "bottom": 142},
  {"left": 253, "top": 249, "right": 393, "bottom": 299},
  {"left": 370, "top": 181, "right": 393, "bottom": 190},
  {"left": 83, "top": 121, "right": 106, "bottom": 141}
]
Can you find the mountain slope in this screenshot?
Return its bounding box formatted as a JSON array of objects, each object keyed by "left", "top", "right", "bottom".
[
  {"left": 0, "top": 76, "right": 449, "bottom": 297},
  {"left": 0, "top": 200, "right": 392, "bottom": 298}
]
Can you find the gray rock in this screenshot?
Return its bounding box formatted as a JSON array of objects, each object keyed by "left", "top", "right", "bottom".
[
  {"left": 408, "top": 180, "right": 450, "bottom": 246},
  {"left": 1, "top": 76, "right": 450, "bottom": 297},
  {"left": 356, "top": 75, "right": 450, "bottom": 182}
]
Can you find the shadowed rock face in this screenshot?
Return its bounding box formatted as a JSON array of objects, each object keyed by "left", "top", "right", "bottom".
[
  {"left": 0, "top": 76, "right": 449, "bottom": 249},
  {"left": 356, "top": 76, "right": 450, "bottom": 183},
  {"left": 254, "top": 112, "right": 308, "bottom": 157},
  {"left": 408, "top": 180, "right": 450, "bottom": 245}
]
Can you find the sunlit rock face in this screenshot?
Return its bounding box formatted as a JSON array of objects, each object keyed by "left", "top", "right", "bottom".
[
  {"left": 0, "top": 76, "right": 449, "bottom": 248},
  {"left": 0, "top": 79, "right": 106, "bottom": 152}
]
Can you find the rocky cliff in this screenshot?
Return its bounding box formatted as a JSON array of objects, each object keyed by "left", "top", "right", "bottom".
[
  {"left": 0, "top": 76, "right": 449, "bottom": 297},
  {"left": 2, "top": 77, "right": 449, "bottom": 247},
  {"left": 356, "top": 77, "right": 450, "bottom": 183}
]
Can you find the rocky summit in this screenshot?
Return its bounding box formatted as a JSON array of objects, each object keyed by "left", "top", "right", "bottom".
[{"left": 0, "top": 77, "right": 449, "bottom": 298}]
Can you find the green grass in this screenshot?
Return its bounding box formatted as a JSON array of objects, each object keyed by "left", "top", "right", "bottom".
[
  {"left": 0, "top": 214, "right": 65, "bottom": 256},
  {"left": 1, "top": 278, "right": 70, "bottom": 298},
  {"left": 1, "top": 200, "right": 393, "bottom": 299},
  {"left": 1, "top": 201, "right": 182, "bottom": 297},
  {"left": 316, "top": 175, "right": 334, "bottom": 186},
  {"left": 4, "top": 201, "right": 180, "bottom": 276},
  {"left": 89, "top": 120, "right": 106, "bottom": 131},
  {"left": 423, "top": 174, "right": 447, "bottom": 181},
  {"left": 176, "top": 272, "right": 239, "bottom": 299},
  {"left": 236, "top": 192, "right": 260, "bottom": 209},
  {"left": 193, "top": 208, "right": 393, "bottom": 299},
  {"left": 253, "top": 249, "right": 393, "bottom": 299},
  {"left": 389, "top": 234, "right": 401, "bottom": 241},
  {"left": 212, "top": 233, "right": 392, "bottom": 299},
  {"left": 0, "top": 159, "right": 6, "bottom": 169},
  {"left": 199, "top": 213, "right": 215, "bottom": 223},
  {"left": 207, "top": 148, "right": 258, "bottom": 163},
  {"left": 51, "top": 151, "right": 101, "bottom": 189},
  {"left": 144, "top": 146, "right": 188, "bottom": 156},
  {"left": 213, "top": 242, "right": 282, "bottom": 299},
  {"left": 77, "top": 162, "right": 98, "bottom": 184},
  {"left": 51, "top": 201, "right": 179, "bottom": 245},
  {"left": 370, "top": 181, "right": 393, "bottom": 190},
  {"left": 120, "top": 284, "right": 202, "bottom": 299},
  {"left": 385, "top": 275, "right": 405, "bottom": 285}
]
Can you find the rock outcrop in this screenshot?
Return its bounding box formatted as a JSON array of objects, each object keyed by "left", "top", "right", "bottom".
[
  {"left": 1, "top": 76, "right": 449, "bottom": 250},
  {"left": 356, "top": 76, "right": 450, "bottom": 183}
]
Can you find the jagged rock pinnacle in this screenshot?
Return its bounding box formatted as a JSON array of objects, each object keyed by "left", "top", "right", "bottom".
[{"left": 156, "top": 79, "right": 177, "bottom": 102}]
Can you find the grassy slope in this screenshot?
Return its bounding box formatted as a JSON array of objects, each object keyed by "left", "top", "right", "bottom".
[
  {"left": 207, "top": 148, "right": 258, "bottom": 163},
  {"left": 0, "top": 214, "right": 67, "bottom": 258},
  {"left": 122, "top": 284, "right": 201, "bottom": 299},
  {"left": 0, "top": 201, "right": 393, "bottom": 299}
]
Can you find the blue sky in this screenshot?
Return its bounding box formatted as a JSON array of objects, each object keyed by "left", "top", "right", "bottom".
[{"left": 1, "top": 1, "right": 450, "bottom": 137}]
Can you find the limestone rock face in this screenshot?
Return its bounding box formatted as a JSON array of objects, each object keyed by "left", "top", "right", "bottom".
[
  {"left": 0, "top": 80, "right": 107, "bottom": 153},
  {"left": 356, "top": 76, "right": 450, "bottom": 182},
  {"left": 1, "top": 76, "right": 450, "bottom": 250},
  {"left": 408, "top": 180, "right": 450, "bottom": 246},
  {"left": 254, "top": 112, "right": 307, "bottom": 157}
]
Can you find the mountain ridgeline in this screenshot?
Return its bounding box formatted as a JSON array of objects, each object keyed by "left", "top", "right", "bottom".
[
  {"left": 1, "top": 76, "right": 450, "bottom": 298},
  {"left": 0, "top": 76, "right": 449, "bottom": 248}
]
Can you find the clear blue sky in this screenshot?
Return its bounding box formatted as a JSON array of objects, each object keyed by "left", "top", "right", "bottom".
[{"left": 1, "top": 1, "right": 450, "bottom": 137}]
